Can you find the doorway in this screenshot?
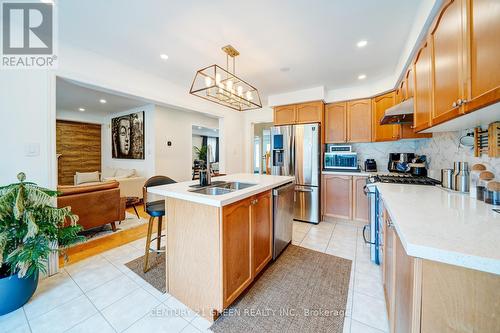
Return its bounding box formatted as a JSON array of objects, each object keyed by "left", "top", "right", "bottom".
[{"left": 253, "top": 122, "right": 273, "bottom": 174}]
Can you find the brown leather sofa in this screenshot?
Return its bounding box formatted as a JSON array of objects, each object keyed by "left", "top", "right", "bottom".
[{"left": 57, "top": 181, "right": 126, "bottom": 231}]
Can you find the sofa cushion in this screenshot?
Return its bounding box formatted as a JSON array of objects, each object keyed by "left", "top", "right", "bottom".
[
  {"left": 115, "top": 168, "right": 136, "bottom": 178},
  {"left": 75, "top": 171, "right": 100, "bottom": 185},
  {"left": 58, "top": 180, "right": 119, "bottom": 196},
  {"left": 101, "top": 167, "right": 116, "bottom": 179}
]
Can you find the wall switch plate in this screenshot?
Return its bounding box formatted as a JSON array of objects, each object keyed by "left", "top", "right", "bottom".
[{"left": 24, "top": 143, "right": 40, "bottom": 157}]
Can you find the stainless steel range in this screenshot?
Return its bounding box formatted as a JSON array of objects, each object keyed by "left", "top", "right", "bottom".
[
  {"left": 368, "top": 174, "right": 441, "bottom": 186},
  {"left": 363, "top": 174, "right": 440, "bottom": 265}
]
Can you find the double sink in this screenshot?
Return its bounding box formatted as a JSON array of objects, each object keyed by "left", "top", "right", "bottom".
[{"left": 189, "top": 181, "right": 256, "bottom": 195}]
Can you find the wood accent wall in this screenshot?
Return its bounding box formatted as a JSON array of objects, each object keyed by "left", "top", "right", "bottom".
[{"left": 56, "top": 120, "right": 101, "bottom": 185}]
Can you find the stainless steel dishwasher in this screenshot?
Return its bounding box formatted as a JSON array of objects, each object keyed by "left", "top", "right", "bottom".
[{"left": 273, "top": 182, "right": 295, "bottom": 259}]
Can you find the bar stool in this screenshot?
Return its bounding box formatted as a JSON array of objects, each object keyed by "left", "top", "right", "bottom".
[{"left": 142, "top": 175, "right": 176, "bottom": 272}]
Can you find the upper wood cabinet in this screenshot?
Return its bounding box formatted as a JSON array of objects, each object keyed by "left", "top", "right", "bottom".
[
  {"left": 273, "top": 101, "right": 323, "bottom": 125},
  {"left": 430, "top": 0, "right": 465, "bottom": 126},
  {"left": 325, "top": 102, "right": 347, "bottom": 143},
  {"left": 273, "top": 105, "right": 297, "bottom": 125},
  {"left": 347, "top": 99, "right": 372, "bottom": 142},
  {"left": 372, "top": 92, "right": 399, "bottom": 142},
  {"left": 414, "top": 41, "right": 433, "bottom": 131},
  {"left": 251, "top": 191, "right": 272, "bottom": 276},
  {"left": 466, "top": 0, "right": 500, "bottom": 113},
  {"left": 296, "top": 101, "right": 324, "bottom": 124}
]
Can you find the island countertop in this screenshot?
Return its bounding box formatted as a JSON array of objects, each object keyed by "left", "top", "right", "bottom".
[
  {"left": 147, "top": 173, "right": 295, "bottom": 207},
  {"left": 375, "top": 183, "right": 500, "bottom": 275}
]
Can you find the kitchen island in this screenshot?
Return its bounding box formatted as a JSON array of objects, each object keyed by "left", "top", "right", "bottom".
[
  {"left": 374, "top": 183, "right": 500, "bottom": 332},
  {"left": 148, "top": 173, "right": 294, "bottom": 321}
]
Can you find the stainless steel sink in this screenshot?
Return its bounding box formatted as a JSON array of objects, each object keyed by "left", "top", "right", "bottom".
[
  {"left": 190, "top": 187, "right": 234, "bottom": 195},
  {"left": 188, "top": 181, "right": 257, "bottom": 195},
  {"left": 216, "top": 182, "right": 256, "bottom": 190}
]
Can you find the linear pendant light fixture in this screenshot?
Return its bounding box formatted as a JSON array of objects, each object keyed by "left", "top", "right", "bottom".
[{"left": 190, "top": 45, "right": 262, "bottom": 111}]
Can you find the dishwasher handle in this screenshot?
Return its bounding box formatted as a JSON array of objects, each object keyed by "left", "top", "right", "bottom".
[{"left": 273, "top": 182, "right": 295, "bottom": 196}]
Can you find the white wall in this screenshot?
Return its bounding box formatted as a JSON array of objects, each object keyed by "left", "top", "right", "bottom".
[
  {"left": 56, "top": 109, "right": 105, "bottom": 125},
  {"left": 0, "top": 71, "right": 56, "bottom": 188},
  {"left": 102, "top": 104, "right": 156, "bottom": 178},
  {"left": 155, "top": 105, "right": 219, "bottom": 182}
]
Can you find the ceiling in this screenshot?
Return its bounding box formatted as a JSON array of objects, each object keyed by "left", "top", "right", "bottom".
[
  {"left": 192, "top": 125, "right": 219, "bottom": 137},
  {"left": 56, "top": 78, "right": 148, "bottom": 114},
  {"left": 58, "top": 0, "right": 426, "bottom": 100}
]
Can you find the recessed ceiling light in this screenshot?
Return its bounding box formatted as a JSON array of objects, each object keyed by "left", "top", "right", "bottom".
[
  {"left": 357, "top": 40, "right": 368, "bottom": 48},
  {"left": 99, "top": 99, "right": 107, "bottom": 104},
  {"left": 40, "top": 0, "right": 54, "bottom": 4},
  {"left": 358, "top": 74, "right": 367, "bottom": 80},
  {"left": 197, "top": 126, "right": 202, "bottom": 129},
  {"left": 160, "top": 54, "right": 169, "bottom": 60},
  {"left": 78, "top": 108, "right": 85, "bottom": 112}
]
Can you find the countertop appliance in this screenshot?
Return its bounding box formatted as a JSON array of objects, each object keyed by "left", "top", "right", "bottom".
[
  {"left": 324, "top": 146, "right": 358, "bottom": 170},
  {"left": 273, "top": 182, "right": 295, "bottom": 260},
  {"left": 453, "top": 162, "right": 470, "bottom": 192},
  {"left": 364, "top": 159, "right": 377, "bottom": 172},
  {"left": 388, "top": 153, "right": 415, "bottom": 172},
  {"left": 271, "top": 123, "right": 320, "bottom": 224}
]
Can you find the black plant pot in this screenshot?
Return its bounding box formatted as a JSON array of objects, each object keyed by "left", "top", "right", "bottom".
[{"left": 0, "top": 266, "right": 39, "bottom": 315}]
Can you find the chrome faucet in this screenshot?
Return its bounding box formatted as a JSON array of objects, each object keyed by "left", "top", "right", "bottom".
[{"left": 206, "top": 145, "right": 212, "bottom": 186}]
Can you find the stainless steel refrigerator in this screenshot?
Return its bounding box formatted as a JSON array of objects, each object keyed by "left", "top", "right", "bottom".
[{"left": 270, "top": 123, "right": 320, "bottom": 224}]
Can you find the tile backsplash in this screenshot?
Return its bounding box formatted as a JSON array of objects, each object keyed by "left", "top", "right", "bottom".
[
  {"left": 327, "top": 130, "right": 499, "bottom": 176},
  {"left": 415, "top": 131, "right": 500, "bottom": 177}
]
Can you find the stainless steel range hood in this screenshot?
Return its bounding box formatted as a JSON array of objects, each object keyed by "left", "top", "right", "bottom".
[{"left": 380, "top": 98, "right": 414, "bottom": 125}]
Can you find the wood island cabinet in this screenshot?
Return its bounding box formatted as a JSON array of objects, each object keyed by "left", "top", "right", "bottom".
[
  {"left": 325, "top": 102, "right": 347, "bottom": 143},
  {"left": 347, "top": 99, "right": 372, "bottom": 143},
  {"left": 251, "top": 191, "right": 273, "bottom": 276},
  {"left": 222, "top": 190, "right": 272, "bottom": 307},
  {"left": 167, "top": 189, "right": 273, "bottom": 321},
  {"left": 372, "top": 92, "right": 399, "bottom": 142}
]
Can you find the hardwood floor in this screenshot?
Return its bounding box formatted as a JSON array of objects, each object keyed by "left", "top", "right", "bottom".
[{"left": 60, "top": 204, "right": 162, "bottom": 266}]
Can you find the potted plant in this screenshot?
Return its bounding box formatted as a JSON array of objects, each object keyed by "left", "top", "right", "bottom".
[
  {"left": 0, "top": 173, "right": 83, "bottom": 315},
  {"left": 194, "top": 145, "right": 208, "bottom": 163}
]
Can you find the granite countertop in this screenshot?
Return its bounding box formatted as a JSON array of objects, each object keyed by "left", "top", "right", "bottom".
[
  {"left": 147, "top": 173, "right": 295, "bottom": 207},
  {"left": 375, "top": 183, "right": 500, "bottom": 275}
]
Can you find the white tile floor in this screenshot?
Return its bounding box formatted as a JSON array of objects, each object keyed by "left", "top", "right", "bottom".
[{"left": 0, "top": 220, "right": 388, "bottom": 333}]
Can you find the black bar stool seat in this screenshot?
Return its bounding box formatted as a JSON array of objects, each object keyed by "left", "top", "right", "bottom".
[
  {"left": 142, "top": 176, "right": 176, "bottom": 273},
  {"left": 145, "top": 200, "right": 165, "bottom": 217}
]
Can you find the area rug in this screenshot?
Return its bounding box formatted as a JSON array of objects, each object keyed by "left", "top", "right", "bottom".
[
  {"left": 211, "top": 245, "right": 352, "bottom": 333},
  {"left": 125, "top": 251, "right": 166, "bottom": 293}
]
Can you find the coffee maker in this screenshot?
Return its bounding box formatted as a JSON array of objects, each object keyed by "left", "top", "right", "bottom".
[{"left": 388, "top": 153, "right": 415, "bottom": 173}]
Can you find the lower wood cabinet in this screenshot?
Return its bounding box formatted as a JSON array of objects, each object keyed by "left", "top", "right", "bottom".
[
  {"left": 322, "top": 175, "right": 368, "bottom": 222},
  {"left": 251, "top": 191, "right": 273, "bottom": 275},
  {"left": 323, "top": 175, "right": 352, "bottom": 220},
  {"left": 381, "top": 206, "right": 500, "bottom": 332},
  {"left": 222, "top": 190, "right": 272, "bottom": 308}
]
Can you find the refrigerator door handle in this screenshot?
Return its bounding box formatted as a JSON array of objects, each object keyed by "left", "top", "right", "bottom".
[
  {"left": 362, "top": 225, "right": 376, "bottom": 245},
  {"left": 295, "top": 187, "right": 313, "bottom": 193}
]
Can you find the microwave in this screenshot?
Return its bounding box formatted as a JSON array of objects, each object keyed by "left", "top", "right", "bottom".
[{"left": 324, "top": 151, "right": 358, "bottom": 170}]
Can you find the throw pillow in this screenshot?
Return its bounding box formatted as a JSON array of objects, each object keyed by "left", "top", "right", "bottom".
[
  {"left": 75, "top": 171, "right": 100, "bottom": 185},
  {"left": 101, "top": 166, "right": 116, "bottom": 179},
  {"left": 115, "top": 168, "right": 136, "bottom": 178}
]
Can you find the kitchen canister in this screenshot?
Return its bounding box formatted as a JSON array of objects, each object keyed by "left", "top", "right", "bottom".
[
  {"left": 477, "top": 171, "right": 495, "bottom": 201},
  {"left": 470, "top": 164, "right": 486, "bottom": 198},
  {"left": 485, "top": 181, "right": 500, "bottom": 205},
  {"left": 441, "top": 169, "right": 454, "bottom": 189},
  {"left": 453, "top": 162, "right": 470, "bottom": 192}
]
